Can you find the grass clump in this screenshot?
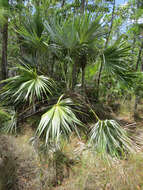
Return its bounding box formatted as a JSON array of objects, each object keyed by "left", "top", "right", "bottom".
[
  {"left": 54, "top": 151, "right": 143, "bottom": 190},
  {"left": 0, "top": 135, "right": 41, "bottom": 190}
]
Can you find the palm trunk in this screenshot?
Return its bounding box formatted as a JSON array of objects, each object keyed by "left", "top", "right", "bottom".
[
  {"left": 81, "top": 66, "right": 85, "bottom": 89},
  {"left": 50, "top": 55, "right": 55, "bottom": 77},
  {"left": 96, "top": 0, "right": 116, "bottom": 99},
  {"left": 80, "top": 0, "right": 85, "bottom": 13},
  {"left": 71, "top": 62, "right": 77, "bottom": 90},
  {"left": 81, "top": 56, "right": 87, "bottom": 89},
  {"left": 61, "top": 0, "right": 65, "bottom": 7},
  {"left": 96, "top": 61, "right": 103, "bottom": 98},
  {"left": 1, "top": 21, "right": 8, "bottom": 80}
]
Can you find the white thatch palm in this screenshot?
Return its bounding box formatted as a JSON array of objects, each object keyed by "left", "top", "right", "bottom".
[
  {"left": 0, "top": 64, "right": 54, "bottom": 105},
  {"left": 90, "top": 119, "right": 134, "bottom": 158},
  {"left": 36, "top": 95, "right": 85, "bottom": 144}
]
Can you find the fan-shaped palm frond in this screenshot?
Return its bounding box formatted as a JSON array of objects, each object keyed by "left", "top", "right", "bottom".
[
  {"left": 36, "top": 95, "right": 85, "bottom": 145},
  {"left": 0, "top": 64, "right": 55, "bottom": 105},
  {"left": 90, "top": 119, "right": 134, "bottom": 158},
  {"left": 102, "top": 38, "right": 134, "bottom": 84},
  {"left": 0, "top": 7, "right": 8, "bottom": 24},
  {"left": 1, "top": 109, "right": 17, "bottom": 134},
  {"left": 16, "top": 7, "right": 47, "bottom": 53},
  {"left": 45, "top": 13, "right": 105, "bottom": 57}
]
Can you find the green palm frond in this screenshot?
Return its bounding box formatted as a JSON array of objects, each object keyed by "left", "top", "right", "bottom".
[
  {"left": 90, "top": 119, "right": 134, "bottom": 158},
  {"left": 0, "top": 0, "right": 10, "bottom": 25},
  {"left": 1, "top": 109, "right": 18, "bottom": 134},
  {"left": 0, "top": 8, "right": 8, "bottom": 24},
  {"left": 45, "top": 13, "right": 105, "bottom": 57},
  {"left": 0, "top": 64, "right": 55, "bottom": 105},
  {"left": 36, "top": 95, "right": 85, "bottom": 145},
  {"left": 18, "top": 25, "right": 46, "bottom": 50},
  {"left": 16, "top": 8, "right": 47, "bottom": 53},
  {"left": 102, "top": 38, "right": 134, "bottom": 84}
]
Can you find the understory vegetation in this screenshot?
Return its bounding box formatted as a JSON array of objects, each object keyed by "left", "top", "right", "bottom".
[{"left": 1, "top": 0, "right": 143, "bottom": 189}]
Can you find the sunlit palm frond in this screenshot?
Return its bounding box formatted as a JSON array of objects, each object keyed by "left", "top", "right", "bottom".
[
  {"left": 102, "top": 39, "right": 134, "bottom": 84},
  {"left": 1, "top": 109, "right": 17, "bottom": 134},
  {"left": 90, "top": 119, "right": 134, "bottom": 158},
  {"left": 0, "top": 64, "right": 55, "bottom": 105},
  {"left": 36, "top": 95, "right": 85, "bottom": 145}
]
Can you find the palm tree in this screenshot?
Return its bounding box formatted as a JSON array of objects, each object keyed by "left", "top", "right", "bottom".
[{"left": 45, "top": 13, "right": 105, "bottom": 90}]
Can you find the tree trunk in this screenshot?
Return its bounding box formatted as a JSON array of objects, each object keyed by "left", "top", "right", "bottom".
[
  {"left": 51, "top": 56, "right": 55, "bottom": 76},
  {"left": 105, "top": 0, "right": 116, "bottom": 47},
  {"left": 71, "top": 62, "right": 79, "bottom": 90},
  {"left": 133, "top": 42, "right": 143, "bottom": 118},
  {"left": 135, "top": 42, "right": 143, "bottom": 70},
  {"left": 1, "top": 21, "right": 8, "bottom": 80},
  {"left": 96, "top": 0, "right": 116, "bottom": 99},
  {"left": 81, "top": 66, "right": 85, "bottom": 89},
  {"left": 61, "top": 0, "right": 65, "bottom": 7},
  {"left": 80, "top": 0, "right": 85, "bottom": 13},
  {"left": 81, "top": 56, "right": 87, "bottom": 89},
  {"left": 71, "top": 63, "right": 77, "bottom": 90},
  {"left": 96, "top": 60, "right": 103, "bottom": 98}
]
